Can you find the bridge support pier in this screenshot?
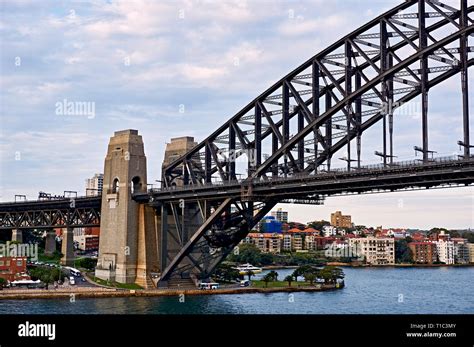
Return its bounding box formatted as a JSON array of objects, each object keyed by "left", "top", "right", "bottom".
[
  {"left": 95, "top": 130, "right": 158, "bottom": 287},
  {"left": 44, "top": 230, "right": 56, "bottom": 256},
  {"left": 11, "top": 229, "right": 22, "bottom": 243},
  {"left": 60, "top": 227, "right": 74, "bottom": 266}
]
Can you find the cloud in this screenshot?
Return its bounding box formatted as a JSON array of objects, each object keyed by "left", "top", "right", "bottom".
[{"left": 0, "top": 0, "right": 472, "bottom": 228}]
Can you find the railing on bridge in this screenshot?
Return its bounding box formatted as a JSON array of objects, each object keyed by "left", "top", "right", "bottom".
[{"left": 150, "top": 154, "right": 474, "bottom": 193}]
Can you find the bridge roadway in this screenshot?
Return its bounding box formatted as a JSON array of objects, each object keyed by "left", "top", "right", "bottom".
[
  {"left": 0, "top": 155, "right": 473, "bottom": 230},
  {"left": 137, "top": 155, "right": 474, "bottom": 203}
]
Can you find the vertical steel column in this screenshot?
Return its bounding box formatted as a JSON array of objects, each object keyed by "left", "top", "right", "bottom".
[
  {"left": 205, "top": 142, "right": 212, "bottom": 183},
  {"left": 229, "top": 124, "right": 236, "bottom": 180},
  {"left": 272, "top": 133, "right": 279, "bottom": 177},
  {"left": 325, "top": 93, "right": 332, "bottom": 171},
  {"left": 419, "top": 0, "right": 429, "bottom": 162},
  {"left": 254, "top": 103, "right": 262, "bottom": 168},
  {"left": 298, "top": 110, "right": 305, "bottom": 170},
  {"left": 312, "top": 61, "right": 320, "bottom": 172},
  {"left": 345, "top": 41, "right": 353, "bottom": 171},
  {"left": 388, "top": 54, "right": 394, "bottom": 164},
  {"left": 282, "top": 82, "right": 290, "bottom": 177},
  {"left": 160, "top": 204, "right": 168, "bottom": 272},
  {"left": 355, "top": 71, "right": 362, "bottom": 169},
  {"left": 380, "top": 19, "right": 388, "bottom": 167},
  {"left": 461, "top": 0, "right": 470, "bottom": 158}
]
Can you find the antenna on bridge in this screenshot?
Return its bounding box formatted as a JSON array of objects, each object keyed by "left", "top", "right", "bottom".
[
  {"left": 457, "top": 140, "right": 474, "bottom": 150},
  {"left": 339, "top": 156, "right": 358, "bottom": 170},
  {"left": 374, "top": 151, "right": 397, "bottom": 159},
  {"left": 413, "top": 146, "right": 436, "bottom": 160}
]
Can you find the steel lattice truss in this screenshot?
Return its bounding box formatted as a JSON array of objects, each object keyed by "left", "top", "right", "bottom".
[
  {"left": 155, "top": 0, "right": 474, "bottom": 283},
  {"left": 0, "top": 197, "right": 101, "bottom": 230}
]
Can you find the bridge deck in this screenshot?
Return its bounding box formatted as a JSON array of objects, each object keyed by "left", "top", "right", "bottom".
[{"left": 139, "top": 156, "right": 474, "bottom": 203}]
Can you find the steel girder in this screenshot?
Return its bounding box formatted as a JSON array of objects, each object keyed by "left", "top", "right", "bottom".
[
  {"left": 0, "top": 197, "right": 101, "bottom": 229},
  {"left": 157, "top": 0, "right": 474, "bottom": 283}
]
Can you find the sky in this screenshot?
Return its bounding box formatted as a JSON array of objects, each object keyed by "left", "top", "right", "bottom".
[{"left": 0, "top": 0, "right": 473, "bottom": 230}]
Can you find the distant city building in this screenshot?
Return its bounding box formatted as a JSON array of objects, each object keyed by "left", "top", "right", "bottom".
[
  {"left": 74, "top": 234, "right": 100, "bottom": 252},
  {"left": 282, "top": 234, "right": 292, "bottom": 251},
  {"left": 468, "top": 243, "right": 474, "bottom": 264},
  {"left": 435, "top": 240, "right": 455, "bottom": 265},
  {"left": 331, "top": 211, "right": 352, "bottom": 228},
  {"left": 408, "top": 242, "right": 437, "bottom": 264},
  {"left": 349, "top": 237, "right": 395, "bottom": 265},
  {"left": 85, "top": 173, "right": 103, "bottom": 196},
  {"left": 452, "top": 238, "right": 470, "bottom": 264},
  {"left": 244, "top": 233, "right": 281, "bottom": 253},
  {"left": 259, "top": 216, "right": 282, "bottom": 233},
  {"left": 323, "top": 225, "right": 338, "bottom": 237},
  {"left": 292, "top": 234, "right": 303, "bottom": 252},
  {"left": 271, "top": 208, "right": 288, "bottom": 223},
  {"left": 0, "top": 257, "right": 28, "bottom": 282}
]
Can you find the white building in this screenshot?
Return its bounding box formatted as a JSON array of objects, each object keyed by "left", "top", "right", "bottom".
[
  {"left": 435, "top": 240, "right": 455, "bottom": 265},
  {"left": 348, "top": 237, "right": 395, "bottom": 265},
  {"left": 323, "top": 225, "right": 337, "bottom": 237},
  {"left": 86, "top": 173, "right": 103, "bottom": 196}
]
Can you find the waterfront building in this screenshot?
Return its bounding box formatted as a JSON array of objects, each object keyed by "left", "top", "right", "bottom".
[
  {"left": 349, "top": 237, "right": 395, "bottom": 265},
  {"left": 85, "top": 173, "right": 103, "bottom": 196},
  {"left": 468, "top": 243, "right": 474, "bottom": 264},
  {"left": 0, "top": 257, "right": 28, "bottom": 282},
  {"left": 452, "top": 238, "right": 470, "bottom": 264},
  {"left": 282, "top": 234, "right": 292, "bottom": 251},
  {"left": 305, "top": 235, "right": 317, "bottom": 251},
  {"left": 292, "top": 234, "right": 303, "bottom": 252},
  {"left": 271, "top": 208, "right": 288, "bottom": 223},
  {"left": 408, "top": 242, "right": 437, "bottom": 264},
  {"left": 435, "top": 239, "right": 455, "bottom": 265},
  {"left": 244, "top": 233, "right": 282, "bottom": 253},
  {"left": 331, "top": 211, "right": 352, "bottom": 228}
]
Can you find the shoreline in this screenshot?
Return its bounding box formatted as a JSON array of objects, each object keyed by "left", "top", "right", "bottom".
[
  {"left": 264, "top": 263, "right": 474, "bottom": 269},
  {"left": 0, "top": 284, "right": 342, "bottom": 300}
]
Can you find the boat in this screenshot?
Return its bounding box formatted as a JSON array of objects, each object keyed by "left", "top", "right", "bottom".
[{"left": 235, "top": 263, "right": 263, "bottom": 275}]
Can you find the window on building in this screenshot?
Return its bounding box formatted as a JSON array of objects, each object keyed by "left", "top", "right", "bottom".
[{"left": 112, "top": 178, "right": 120, "bottom": 193}]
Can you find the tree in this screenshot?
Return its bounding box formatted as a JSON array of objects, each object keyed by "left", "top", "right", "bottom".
[
  {"left": 284, "top": 275, "right": 293, "bottom": 287},
  {"left": 228, "top": 243, "right": 264, "bottom": 265},
  {"left": 41, "top": 273, "right": 53, "bottom": 290},
  {"left": 214, "top": 263, "right": 240, "bottom": 282},
  {"left": 395, "top": 240, "right": 413, "bottom": 264},
  {"left": 267, "top": 270, "right": 279, "bottom": 282},
  {"left": 318, "top": 266, "right": 344, "bottom": 284},
  {"left": 262, "top": 273, "right": 273, "bottom": 288},
  {"left": 0, "top": 277, "right": 7, "bottom": 290},
  {"left": 303, "top": 272, "right": 317, "bottom": 285},
  {"left": 75, "top": 257, "right": 97, "bottom": 270},
  {"left": 246, "top": 270, "right": 255, "bottom": 281},
  {"left": 307, "top": 220, "right": 330, "bottom": 231}
]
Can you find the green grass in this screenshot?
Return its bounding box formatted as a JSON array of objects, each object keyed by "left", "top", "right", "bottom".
[
  {"left": 90, "top": 276, "right": 143, "bottom": 290},
  {"left": 252, "top": 280, "right": 313, "bottom": 288},
  {"left": 37, "top": 253, "right": 61, "bottom": 264}
]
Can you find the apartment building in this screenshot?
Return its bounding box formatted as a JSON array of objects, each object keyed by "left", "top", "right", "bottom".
[{"left": 349, "top": 237, "right": 395, "bottom": 265}]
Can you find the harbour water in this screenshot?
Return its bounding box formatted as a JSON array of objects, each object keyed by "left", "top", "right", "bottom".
[{"left": 1, "top": 267, "right": 472, "bottom": 314}]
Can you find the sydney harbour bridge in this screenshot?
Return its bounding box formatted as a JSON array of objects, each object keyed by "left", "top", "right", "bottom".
[{"left": 0, "top": 0, "right": 473, "bottom": 288}]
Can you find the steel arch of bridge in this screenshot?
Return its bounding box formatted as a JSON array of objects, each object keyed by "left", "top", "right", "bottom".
[{"left": 155, "top": 0, "right": 473, "bottom": 284}]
